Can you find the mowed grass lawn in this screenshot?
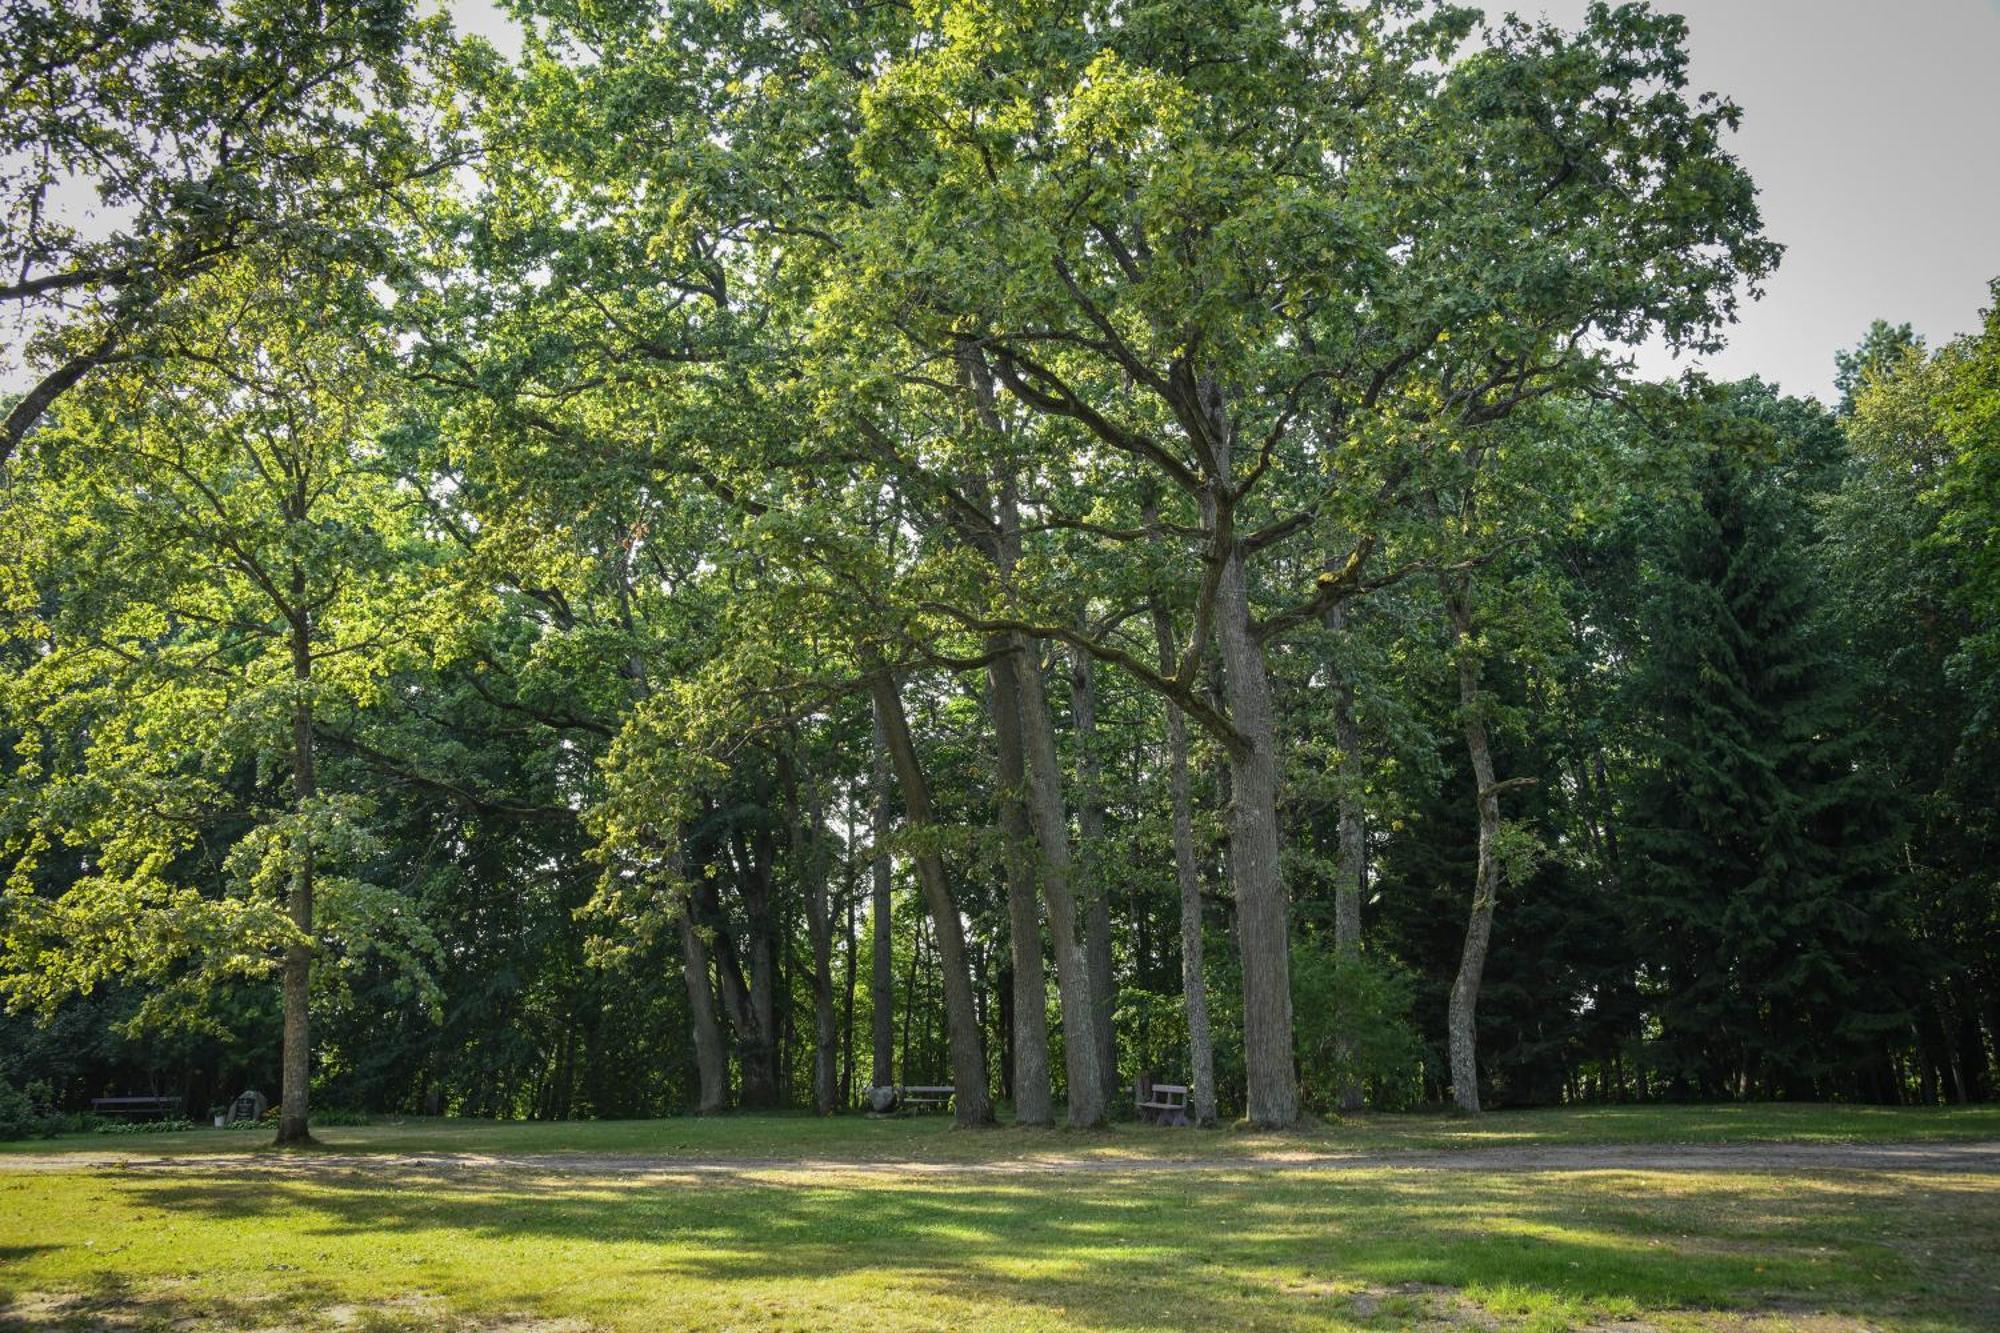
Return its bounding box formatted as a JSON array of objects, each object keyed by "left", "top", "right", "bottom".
[
  {"left": 6, "top": 1101, "right": 2000, "bottom": 1162},
  {"left": 2, "top": 1108, "right": 1997, "bottom": 1331}
]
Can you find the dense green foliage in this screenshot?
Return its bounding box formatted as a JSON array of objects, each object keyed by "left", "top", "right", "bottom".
[{"left": 0, "top": 0, "right": 1993, "bottom": 1133}]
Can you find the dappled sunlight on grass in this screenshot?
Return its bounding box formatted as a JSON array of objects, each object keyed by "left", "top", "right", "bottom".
[
  {"left": 5, "top": 1157, "right": 1994, "bottom": 1330},
  {"left": 7, "top": 1101, "right": 1999, "bottom": 1164}
]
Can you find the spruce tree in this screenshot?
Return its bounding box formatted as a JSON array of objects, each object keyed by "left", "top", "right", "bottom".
[{"left": 1626, "top": 414, "right": 1911, "bottom": 1100}]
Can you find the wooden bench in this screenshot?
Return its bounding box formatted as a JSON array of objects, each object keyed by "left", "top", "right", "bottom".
[
  {"left": 1136, "top": 1081, "right": 1190, "bottom": 1126},
  {"left": 90, "top": 1094, "right": 185, "bottom": 1121},
  {"left": 900, "top": 1085, "right": 955, "bottom": 1113}
]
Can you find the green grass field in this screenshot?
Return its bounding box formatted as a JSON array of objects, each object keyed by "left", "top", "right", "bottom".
[
  {"left": 8, "top": 1100, "right": 2000, "bottom": 1161},
  {"left": 3, "top": 1107, "right": 1997, "bottom": 1330}
]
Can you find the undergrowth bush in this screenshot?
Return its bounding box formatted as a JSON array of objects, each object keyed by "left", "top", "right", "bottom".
[
  {"left": 92, "top": 1118, "right": 196, "bottom": 1134},
  {"left": 310, "top": 1107, "right": 372, "bottom": 1126},
  {"left": 1291, "top": 939, "right": 1425, "bottom": 1112},
  {"left": 0, "top": 1077, "right": 79, "bottom": 1140}
]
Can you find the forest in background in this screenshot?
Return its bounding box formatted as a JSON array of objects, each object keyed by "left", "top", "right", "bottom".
[{"left": 0, "top": 0, "right": 1995, "bottom": 1139}]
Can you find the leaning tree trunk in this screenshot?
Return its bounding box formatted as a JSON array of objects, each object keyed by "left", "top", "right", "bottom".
[
  {"left": 990, "top": 646, "right": 1056, "bottom": 1126},
  {"left": 869, "top": 702, "right": 896, "bottom": 1090},
  {"left": 1214, "top": 533, "right": 1299, "bottom": 1128},
  {"left": 1152, "top": 602, "right": 1217, "bottom": 1126},
  {"left": 868, "top": 670, "right": 995, "bottom": 1127},
  {"left": 731, "top": 827, "right": 782, "bottom": 1109},
  {"left": 276, "top": 599, "right": 316, "bottom": 1147},
  {"left": 1008, "top": 636, "right": 1107, "bottom": 1128},
  {"left": 1327, "top": 599, "right": 1367, "bottom": 1114},
  {"left": 699, "top": 868, "right": 775, "bottom": 1111},
  {"left": 678, "top": 899, "right": 730, "bottom": 1115},
  {"left": 1443, "top": 583, "right": 1519, "bottom": 1116},
  {"left": 1068, "top": 645, "right": 1121, "bottom": 1108}
]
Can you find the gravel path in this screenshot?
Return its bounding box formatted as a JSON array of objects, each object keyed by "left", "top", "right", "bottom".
[{"left": 4, "top": 1140, "right": 1996, "bottom": 1177}]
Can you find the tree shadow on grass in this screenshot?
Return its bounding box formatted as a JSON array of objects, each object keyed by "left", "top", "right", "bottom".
[
  {"left": 0, "top": 1275, "right": 578, "bottom": 1332},
  {"left": 75, "top": 1165, "right": 2000, "bottom": 1331},
  {"left": 0, "top": 1246, "right": 58, "bottom": 1262}
]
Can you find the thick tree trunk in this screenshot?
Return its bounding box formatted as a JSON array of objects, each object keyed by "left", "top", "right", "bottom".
[
  {"left": 783, "top": 751, "right": 839, "bottom": 1116},
  {"left": 1152, "top": 603, "right": 1217, "bottom": 1126},
  {"left": 1214, "top": 536, "right": 1299, "bottom": 1128},
  {"left": 870, "top": 703, "right": 896, "bottom": 1090},
  {"left": 678, "top": 903, "right": 730, "bottom": 1115},
  {"left": 1444, "top": 586, "right": 1508, "bottom": 1115},
  {"left": 868, "top": 670, "right": 995, "bottom": 1127},
  {"left": 989, "top": 647, "right": 1056, "bottom": 1126},
  {"left": 731, "top": 827, "right": 782, "bottom": 1109},
  {"left": 698, "top": 869, "right": 775, "bottom": 1110},
  {"left": 750, "top": 831, "right": 782, "bottom": 1106},
  {"left": 1008, "top": 638, "right": 1107, "bottom": 1128},
  {"left": 1068, "top": 645, "right": 1121, "bottom": 1108},
  {"left": 1175, "top": 370, "right": 1298, "bottom": 1130},
  {"left": 809, "top": 899, "right": 837, "bottom": 1113},
  {"left": 275, "top": 605, "right": 316, "bottom": 1147},
  {"left": 1327, "top": 600, "right": 1367, "bottom": 1114}
]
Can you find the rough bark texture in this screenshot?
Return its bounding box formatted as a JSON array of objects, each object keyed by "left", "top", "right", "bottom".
[
  {"left": 869, "top": 702, "right": 895, "bottom": 1089},
  {"left": 1327, "top": 599, "right": 1367, "bottom": 1113},
  {"left": 989, "top": 649, "right": 1056, "bottom": 1126},
  {"left": 946, "top": 353, "right": 1079, "bottom": 1121},
  {"left": 783, "top": 752, "right": 839, "bottom": 1116},
  {"left": 1068, "top": 644, "right": 1121, "bottom": 1107},
  {"left": 840, "top": 869, "right": 858, "bottom": 1107},
  {"left": 1152, "top": 602, "right": 1217, "bottom": 1126},
  {"left": 809, "top": 901, "right": 837, "bottom": 1112},
  {"left": 698, "top": 865, "right": 773, "bottom": 1110},
  {"left": 1215, "top": 536, "right": 1299, "bottom": 1128},
  {"left": 869, "top": 670, "right": 995, "bottom": 1127},
  {"left": 1445, "top": 585, "right": 1501, "bottom": 1115},
  {"left": 726, "top": 826, "right": 781, "bottom": 1109},
  {"left": 1172, "top": 371, "right": 1297, "bottom": 1130},
  {"left": 275, "top": 600, "right": 316, "bottom": 1147},
  {"left": 678, "top": 902, "right": 730, "bottom": 1115},
  {"left": 1008, "top": 638, "right": 1107, "bottom": 1128}
]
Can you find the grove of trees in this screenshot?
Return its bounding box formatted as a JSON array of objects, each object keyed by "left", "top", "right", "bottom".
[{"left": 2, "top": 0, "right": 1994, "bottom": 1137}]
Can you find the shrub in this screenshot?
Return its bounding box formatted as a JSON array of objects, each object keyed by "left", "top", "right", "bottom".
[
  {"left": 0, "top": 1077, "right": 73, "bottom": 1141},
  {"left": 1291, "top": 940, "right": 1425, "bottom": 1112},
  {"left": 92, "top": 1118, "right": 197, "bottom": 1134},
  {"left": 0, "top": 1078, "right": 36, "bottom": 1140},
  {"left": 310, "top": 1107, "right": 372, "bottom": 1126}
]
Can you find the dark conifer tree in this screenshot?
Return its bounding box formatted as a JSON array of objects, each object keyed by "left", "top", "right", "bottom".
[{"left": 1625, "top": 420, "right": 1912, "bottom": 1100}]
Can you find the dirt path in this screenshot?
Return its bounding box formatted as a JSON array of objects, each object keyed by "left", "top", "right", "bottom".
[{"left": 4, "top": 1140, "right": 1996, "bottom": 1177}]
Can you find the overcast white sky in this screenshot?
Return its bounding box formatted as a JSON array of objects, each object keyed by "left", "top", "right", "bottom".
[
  {"left": 1527, "top": 0, "right": 2000, "bottom": 397},
  {"left": 10, "top": 2, "right": 1997, "bottom": 403}
]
